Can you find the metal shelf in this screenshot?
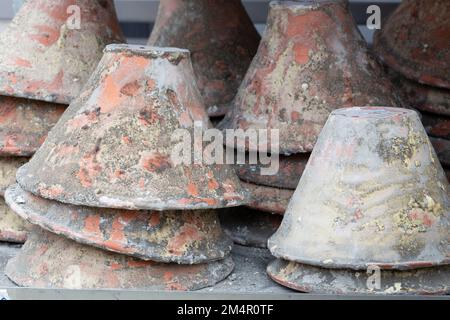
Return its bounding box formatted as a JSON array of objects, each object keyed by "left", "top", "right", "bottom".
[{"left": 1, "top": 243, "right": 449, "bottom": 300}]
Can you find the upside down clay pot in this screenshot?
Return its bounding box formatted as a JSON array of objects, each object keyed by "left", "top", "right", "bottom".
[
  {"left": 269, "top": 107, "right": 450, "bottom": 271},
  {"left": 220, "top": 0, "right": 402, "bottom": 154},
  {"left": 389, "top": 72, "right": 450, "bottom": 117},
  {"left": 0, "top": 0, "right": 125, "bottom": 104},
  {"left": 242, "top": 182, "right": 293, "bottom": 215},
  {"left": 267, "top": 259, "right": 450, "bottom": 295},
  {"left": 0, "top": 96, "right": 65, "bottom": 157},
  {"left": 148, "top": 0, "right": 260, "bottom": 117},
  {"left": 5, "top": 184, "right": 233, "bottom": 264},
  {"left": 373, "top": 0, "right": 450, "bottom": 89},
  {"left": 16, "top": 45, "right": 249, "bottom": 211},
  {"left": 6, "top": 228, "right": 234, "bottom": 291}
]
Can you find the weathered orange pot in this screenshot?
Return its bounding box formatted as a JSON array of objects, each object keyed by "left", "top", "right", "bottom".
[
  {"left": 17, "top": 45, "right": 248, "bottom": 211},
  {"left": 5, "top": 185, "right": 232, "bottom": 264},
  {"left": 235, "top": 153, "right": 309, "bottom": 190},
  {"left": 0, "top": 96, "right": 65, "bottom": 156},
  {"left": 148, "top": 0, "right": 260, "bottom": 117},
  {"left": 269, "top": 107, "right": 450, "bottom": 271},
  {"left": 6, "top": 228, "right": 234, "bottom": 290},
  {"left": 242, "top": 182, "right": 292, "bottom": 215},
  {"left": 374, "top": 0, "right": 450, "bottom": 89},
  {"left": 0, "top": 0, "right": 124, "bottom": 104},
  {"left": 5, "top": 184, "right": 233, "bottom": 264},
  {"left": 267, "top": 259, "right": 450, "bottom": 295},
  {"left": 219, "top": 207, "right": 281, "bottom": 248},
  {"left": 0, "top": 196, "right": 31, "bottom": 243},
  {"left": 220, "top": 0, "right": 401, "bottom": 154}
]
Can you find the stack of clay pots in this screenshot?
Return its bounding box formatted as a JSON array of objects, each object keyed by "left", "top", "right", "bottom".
[
  {"left": 373, "top": 0, "right": 450, "bottom": 181},
  {"left": 268, "top": 107, "right": 450, "bottom": 295},
  {"left": 218, "top": 0, "right": 403, "bottom": 248},
  {"left": 148, "top": 0, "right": 260, "bottom": 121},
  {"left": 0, "top": 0, "right": 124, "bottom": 243},
  {"left": 148, "top": 0, "right": 266, "bottom": 248},
  {"left": 4, "top": 45, "right": 248, "bottom": 290}
]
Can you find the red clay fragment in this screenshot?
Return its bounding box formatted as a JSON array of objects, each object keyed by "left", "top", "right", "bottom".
[
  {"left": 16, "top": 45, "right": 249, "bottom": 211},
  {"left": 148, "top": 0, "right": 260, "bottom": 117},
  {"left": 373, "top": 0, "right": 450, "bottom": 89},
  {"left": 220, "top": 0, "right": 402, "bottom": 154},
  {"left": 5, "top": 184, "right": 233, "bottom": 264},
  {"left": 267, "top": 259, "right": 450, "bottom": 295},
  {"left": 0, "top": 0, "right": 125, "bottom": 104},
  {"left": 242, "top": 182, "right": 293, "bottom": 215},
  {"left": 6, "top": 228, "right": 234, "bottom": 290},
  {"left": 269, "top": 107, "right": 450, "bottom": 271},
  {"left": 0, "top": 96, "right": 66, "bottom": 156}
]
